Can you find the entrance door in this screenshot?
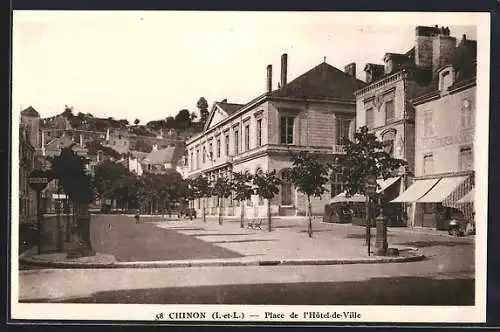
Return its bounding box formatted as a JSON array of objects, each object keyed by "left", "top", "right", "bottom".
[{"left": 281, "top": 182, "right": 292, "bottom": 206}]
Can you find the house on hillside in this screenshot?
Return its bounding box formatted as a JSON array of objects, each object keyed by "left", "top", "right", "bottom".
[
  {"left": 185, "top": 53, "right": 365, "bottom": 218},
  {"left": 142, "top": 145, "right": 184, "bottom": 174}
]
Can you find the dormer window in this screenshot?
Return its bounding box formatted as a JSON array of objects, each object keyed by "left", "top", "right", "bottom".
[{"left": 439, "top": 66, "right": 454, "bottom": 92}]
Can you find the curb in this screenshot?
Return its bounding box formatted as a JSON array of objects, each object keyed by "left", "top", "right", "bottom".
[{"left": 19, "top": 252, "right": 425, "bottom": 269}]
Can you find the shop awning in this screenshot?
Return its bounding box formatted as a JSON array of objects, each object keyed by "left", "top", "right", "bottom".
[
  {"left": 417, "top": 176, "right": 468, "bottom": 203},
  {"left": 457, "top": 188, "right": 474, "bottom": 203},
  {"left": 331, "top": 193, "right": 367, "bottom": 203},
  {"left": 390, "top": 178, "right": 440, "bottom": 203},
  {"left": 330, "top": 176, "right": 401, "bottom": 203},
  {"left": 376, "top": 176, "right": 401, "bottom": 193}
]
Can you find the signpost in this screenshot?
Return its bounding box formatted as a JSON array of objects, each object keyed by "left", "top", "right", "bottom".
[
  {"left": 364, "top": 175, "right": 377, "bottom": 256},
  {"left": 28, "top": 170, "right": 50, "bottom": 254}
]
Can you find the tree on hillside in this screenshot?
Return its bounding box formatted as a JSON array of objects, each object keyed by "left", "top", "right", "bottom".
[
  {"left": 134, "top": 118, "right": 140, "bottom": 125},
  {"left": 62, "top": 105, "right": 74, "bottom": 119},
  {"left": 48, "top": 145, "right": 95, "bottom": 255},
  {"left": 283, "top": 151, "right": 330, "bottom": 238},
  {"left": 211, "top": 176, "right": 233, "bottom": 225},
  {"left": 175, "top": 109, "right": 192, "bottom": 130},
  {"left": 232, "top": 171, "right": 254, "bottom": 228},
  {"left": 165, "top": 116, "right": 176, "bottom": 129},
  {"left": 334, "top": 126, "right": 407, "bottom": 255},
  {"left": 253, "top": 170, "right": 281, "bottom": 232},
  {"left": 197, "top": 97, "right": 209, "bottom": 125}
]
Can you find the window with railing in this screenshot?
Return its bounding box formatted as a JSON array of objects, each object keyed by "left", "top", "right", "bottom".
[
  {"left": 280, "top": 116, "right": 295, "bottom": 144},
  {"left": 423, "top": 154, "right": 434, "bottom": 175},
  {"left": 365, "top": 108, "right": 374, "bottom": 129},
  {"left": 256, "top": 119, "right": 262, "bottom": 147},
  {"left": 244, "top": 124, "right": 250, "bottom": 151},
  {"left": 234, "top": 130, "right": 239, "bottom": 155},
  {"left": 459, "top": 146, "right": 473, "bottom": 171},
  {"left": 225, "top": 134, "right": 230, "bottom": 156},
  {"left": 461, "top": 99, "right": 474, "bottom": 129},
  {"left": 336, "top": 118, "right": 351, "bottom": 142},
  {"left": 385, "top": 99, "right": 395, "bottom": 124}
]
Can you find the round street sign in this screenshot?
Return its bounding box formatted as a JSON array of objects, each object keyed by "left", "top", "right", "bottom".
[{"left": 28, "top": 169, "right": 50, "bottom": 192}]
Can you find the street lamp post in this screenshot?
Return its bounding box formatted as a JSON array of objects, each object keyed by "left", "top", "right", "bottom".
[{"left": 375, "top": 195, "right": 388, "bottom": 256}]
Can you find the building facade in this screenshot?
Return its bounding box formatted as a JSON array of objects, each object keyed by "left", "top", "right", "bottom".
[
  {"left": 185, "top": 54, "right": 364, "bottom": 218},
  {"left": 19, "top": 123, "right": 38, "bottom": 223},
  {"left": 393, "top": 34, "right": 477, "bottom": 229},
  {"left": 354, "top": 25, "right": 467, "bottom": 226}
]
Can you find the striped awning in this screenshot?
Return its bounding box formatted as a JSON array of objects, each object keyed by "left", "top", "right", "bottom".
[
  {"left": 391, "top": 178, "right": 439, "bottom": 203},
  {"left": 457, "top": 188, "right": 474, "bottom": 203},
  {"left": 417, "top": 176, "right": 468, "bottom": 203},
  {"left": 331, "top": 177, "right": 401, "bottom": 204}
]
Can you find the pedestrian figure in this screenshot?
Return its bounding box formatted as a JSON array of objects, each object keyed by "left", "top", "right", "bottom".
[{"left": 135, "top": 212, "right": 140, "bottom": 224}]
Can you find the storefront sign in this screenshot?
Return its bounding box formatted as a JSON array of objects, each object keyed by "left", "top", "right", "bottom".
[{"left": 420, "top": 131, "right": 474, "bottom": 150}]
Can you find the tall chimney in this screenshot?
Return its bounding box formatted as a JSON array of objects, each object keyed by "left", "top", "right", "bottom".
[
  {"left": 344, "top": 63, "right": 356, "bottom": 78},
  {"left": 281, "top": 53, "right": 288, "bottom": 87},
  {"left": 266, "top": 64, "right": 272, "bottom": 92}
]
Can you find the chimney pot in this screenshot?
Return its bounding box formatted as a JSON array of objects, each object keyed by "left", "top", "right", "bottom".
[
  {"left": 266, "top": 64, "right": 272, "bottom": 93},
  {"left": 344, "top": 62, "right": 356, "bottom": 78},
  {"left": 280, "top": 53, "right": 288, "bottom": 88}
]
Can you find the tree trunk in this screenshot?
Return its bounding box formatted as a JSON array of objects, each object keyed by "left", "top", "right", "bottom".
[
  {"left": 267, "top": 199, "right": 272, "bottom": 232},
  {"left": 218, "top": 196, "right": 223, "bottom": 225},
  {"left": 365, "top": 198, "right": 371, "bottom": 256},
  {"left": 65, "top": 199, "right": 71, "bottom": 242},
  {"left": 240, "top": 200, "right": 245, "bottom": 228},
  {"left": 202, "top": 197, "right": 206, "bottom": 223},
  {"left": 67, "top": 202, "right": 95, "bottom": 258},
  {"left": 307, "top": 196, "right": 313, "bottom": 238},
  {"left": 56, "top": 184, "right": 64, "bottom": 251}
]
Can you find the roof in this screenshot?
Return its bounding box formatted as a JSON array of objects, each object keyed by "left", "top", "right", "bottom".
[
  {"left": 215, "top": 102, "right": 243, "bottom": 116},
  {"left": 143, "top": 146, "right": 179, "bottom": 165},
  {"left": 413, "top": 37, "right": 477, "bottom": 101},
  {"left": 269, "top": 62, "right": 366, "bottom": 101},
  {"left": 21, "top": 106, "right": 40, "bottom": 117}
]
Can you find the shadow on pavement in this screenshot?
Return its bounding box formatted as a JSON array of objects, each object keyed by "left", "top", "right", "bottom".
[
  {"left": 211, "top": 239, "right": 277, "bottom": 244},
  {"left": 345, "top": 233, "right": 395, "bottom": 239},
  {"left": 24, "top": 276, "right": 474, "bottom": 305},
  {"left": 393, "top": 241, "right": 473, "bottom": 248}
]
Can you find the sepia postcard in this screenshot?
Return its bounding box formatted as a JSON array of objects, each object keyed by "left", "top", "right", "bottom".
[{"left": 10, "top": 10, "right": 490, "bottom": 324}]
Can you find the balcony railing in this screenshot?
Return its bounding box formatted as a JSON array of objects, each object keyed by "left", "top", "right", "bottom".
[{"left": 332, "top": 144, "right": 346, "bottom": 154}]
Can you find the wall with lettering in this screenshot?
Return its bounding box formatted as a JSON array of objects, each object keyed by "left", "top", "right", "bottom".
[{"left": 414, "top": 86, "right": 476, "bottom": 176}]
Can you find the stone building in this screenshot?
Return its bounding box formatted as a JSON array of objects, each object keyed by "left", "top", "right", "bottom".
[
  {"left": 354, "top": 25, "right": 466, "bottom": 226},
  {"left": 392, "top": 33, "right": 477, "bottom": 230},
  {"left": 185, "top": 54, "right": 364, "bottom": 218},
  {"left": 19, "top": 123, "right": 38, "bottom": 223}
]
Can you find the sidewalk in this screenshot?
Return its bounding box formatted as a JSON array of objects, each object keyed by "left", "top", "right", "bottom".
[{"left": 20, "top": 215, "right": 426, "bottom": 268}]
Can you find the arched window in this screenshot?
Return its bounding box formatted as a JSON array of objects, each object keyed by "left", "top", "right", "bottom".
[{"left": 381, "top": 129, "right": 396, "bottom": 157}]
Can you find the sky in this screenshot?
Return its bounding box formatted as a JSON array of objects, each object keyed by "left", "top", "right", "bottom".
[{"left": 12, "top": 11, "right": 479, "bottom": 123}]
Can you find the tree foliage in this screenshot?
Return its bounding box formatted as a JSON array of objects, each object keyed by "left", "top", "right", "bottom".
[
  {"left": 253, "top": 169, "right": 281, "bottom": 231},
  {"left": 283, "top": 151, "right": 330, "bottom": 237},
  {"left": 334, "top": 126, "right": 407, "bottom": 197},
  {"left": 197, "top": 97, "right": 209, "bottom": 125},
  {"left": 48, "top": 145, "right": 94, "bottom": 204}
]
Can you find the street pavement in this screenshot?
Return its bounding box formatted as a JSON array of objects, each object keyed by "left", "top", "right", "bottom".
[{"left": 18, "top": 215, "right": 475, "bottom": 305}]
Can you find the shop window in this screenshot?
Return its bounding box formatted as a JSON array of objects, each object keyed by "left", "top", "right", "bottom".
[{"left": 423, "top": 203, "right": 436, "bottom": 214}]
